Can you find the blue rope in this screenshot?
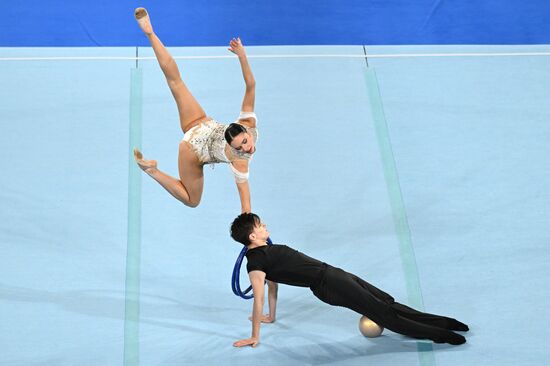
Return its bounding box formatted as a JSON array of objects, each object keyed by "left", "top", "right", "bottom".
[{"left": 232, "top": 237, "right": 272, "bottom": 299}]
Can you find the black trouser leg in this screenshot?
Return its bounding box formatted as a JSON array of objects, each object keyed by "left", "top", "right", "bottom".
[
  {"left": 311, "top": 266, "right": 466, "bottom": 345},
  {"left": 390, "top": 302, "right": 469, "bottom": 331}
]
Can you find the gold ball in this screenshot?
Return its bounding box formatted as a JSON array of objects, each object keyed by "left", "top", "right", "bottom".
[{"left": 359, "top": 316, "right": 383, "bottom": 338}]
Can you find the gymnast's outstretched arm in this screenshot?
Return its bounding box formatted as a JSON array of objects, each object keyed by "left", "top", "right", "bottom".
[
  {"left": 234, "top": 270, "right": 266, "bottom": 348},
  {"left": 266, "top": 280, "right": 278, "bottom": 322},
  {"left": 232, "top": 159, "right": 252, "bottom": 213},
  {"left": 228, "top": 37, "right": 256, "bottom": 127}
]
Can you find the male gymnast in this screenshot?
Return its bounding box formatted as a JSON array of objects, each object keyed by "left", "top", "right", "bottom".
[{"left": 230, "top": 212, "right": 468, "bottom": 347}]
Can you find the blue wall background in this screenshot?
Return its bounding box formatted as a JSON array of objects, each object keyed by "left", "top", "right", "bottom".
[{"left": 3, "top": 0, "right": 550, "bottom": 46}]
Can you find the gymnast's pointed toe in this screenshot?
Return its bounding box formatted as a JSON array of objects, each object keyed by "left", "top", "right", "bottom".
[
  {"left": 453, "top": 321, "right": 469, "bottom": 332},
  {"left": 134, "top": 7, "right": 153, "bottom": 35},
  {"left": 134, "top": 7, "right": 148, "bottom": 19},
  {"left": 447, "top": 333, "right": 466, "bottom": 345}
]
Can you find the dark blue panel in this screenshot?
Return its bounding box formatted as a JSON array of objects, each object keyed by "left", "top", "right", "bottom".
[{"left": 2, "top": 0, "right": 550, "bottom": 46}]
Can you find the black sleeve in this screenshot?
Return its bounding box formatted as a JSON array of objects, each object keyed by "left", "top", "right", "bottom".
[
  {"left": 246, "top": 262, "right": 265, "bottom": 273},
  {"left": 246, "top": 252, "right": 266, "bottom": 273}
]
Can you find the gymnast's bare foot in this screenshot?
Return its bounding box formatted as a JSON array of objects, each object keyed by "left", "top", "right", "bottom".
[
  {"left": 134, "top": 7, "right": 153, "bottom": 35},
  {"left": 134, "top": 148, "right": 158, "bottom": 175}
]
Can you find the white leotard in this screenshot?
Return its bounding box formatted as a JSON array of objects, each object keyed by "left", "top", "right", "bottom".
[{"left": 182, "top": 112, "right": 258, "bottom": 182}]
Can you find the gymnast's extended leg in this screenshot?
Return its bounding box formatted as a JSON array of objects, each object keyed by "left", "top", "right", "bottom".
[
  {"left": 343, "top": 272, "right": 468, "bottom": 331},
  {"left": 135, "top": 7, "right": 207, "bottom": 132},
  {"left": 311, "top": 266, "right": 466, "bottom": 345},
  {"left": 133, "top": 8, "right": 205, "bottom": 207}
]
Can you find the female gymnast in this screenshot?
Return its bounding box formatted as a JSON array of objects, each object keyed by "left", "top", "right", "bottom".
[
  {"left": 133, "top": 8, "right": 258, "bottom": 213},
  {"left": 229, "top": 213, "right": 469, "bottom": 347}
]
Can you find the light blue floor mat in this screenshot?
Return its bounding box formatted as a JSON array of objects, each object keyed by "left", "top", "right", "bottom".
[{"left": 1, "top": 45, "right": 549, "bottom": 366}]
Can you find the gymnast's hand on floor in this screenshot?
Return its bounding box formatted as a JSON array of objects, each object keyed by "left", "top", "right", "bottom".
[
  {"left": 133, "top": 148, "right": 158, "bottom": 175},
  {"left": 248, "top": 314, "right": 275, "bottom": 323},
  {"left": 233, "top": 337, "right": 259, "bottom": 348}
]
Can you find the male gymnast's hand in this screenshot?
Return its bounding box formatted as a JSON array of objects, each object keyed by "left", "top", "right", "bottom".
[
  {"left": 248, "top": 314, "right": 275, "bottom": 323},
  {"left": 233, "top": 337, "right": 259, "bottom": 348}
]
